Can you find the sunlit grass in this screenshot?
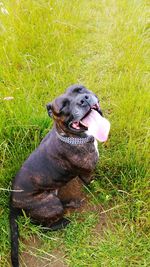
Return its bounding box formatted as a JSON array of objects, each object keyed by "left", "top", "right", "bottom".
[{"left": 0, "top": 0, "right": 149, "bottom": 266}]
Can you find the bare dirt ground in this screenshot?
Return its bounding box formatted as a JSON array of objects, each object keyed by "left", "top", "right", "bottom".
[{"left": 21, "top": 236, "right": 67, "bottom": 267}]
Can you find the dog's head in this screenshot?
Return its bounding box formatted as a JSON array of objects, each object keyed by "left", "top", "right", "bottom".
[{"left": 46, "top": 84, "right": 103, "bottom": 135}]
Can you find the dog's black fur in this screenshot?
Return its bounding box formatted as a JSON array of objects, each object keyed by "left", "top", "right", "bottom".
[{"left": 10, "top": 85, "right": 102, "bottom": 267}]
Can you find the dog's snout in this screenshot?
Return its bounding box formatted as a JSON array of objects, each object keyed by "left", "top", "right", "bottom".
[{"left": 79, "top": 94, "right": 90, "bottom": 106}]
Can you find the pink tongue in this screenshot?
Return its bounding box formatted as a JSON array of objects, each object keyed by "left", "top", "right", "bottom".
[{"left": 82, "top": 109, "right": 110, "bottom": 142}]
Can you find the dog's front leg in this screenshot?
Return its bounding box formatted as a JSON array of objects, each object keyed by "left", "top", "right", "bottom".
[
  {"left": 79, "top": 174, "right": 94, "bottom": 186},
  {"left": 61, "top": 199, "right": 82, "bottom": 209}
]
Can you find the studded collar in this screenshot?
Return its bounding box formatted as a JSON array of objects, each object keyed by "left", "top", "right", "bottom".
[{"left": 56, "top": 131, "right": 94, "bottom": 145}]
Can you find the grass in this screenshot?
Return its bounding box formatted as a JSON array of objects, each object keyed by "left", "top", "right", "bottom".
[{"left": 0, "top": 0, "right": 149, "bottom": 266}]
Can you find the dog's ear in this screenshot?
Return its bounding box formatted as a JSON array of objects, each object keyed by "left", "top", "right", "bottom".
[{"left": 46, "top": 103, "right": 53, "bottom": 117}]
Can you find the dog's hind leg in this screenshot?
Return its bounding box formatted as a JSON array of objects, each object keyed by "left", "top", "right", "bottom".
[{"left": 23, "top": 191, "right": 70, "bottom": 230}]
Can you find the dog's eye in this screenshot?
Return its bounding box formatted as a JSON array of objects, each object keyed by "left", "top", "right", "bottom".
[
  {"left": 73, "top": 88, "right": 83, "bottom": 93},
  {"left": 59, "top": 99, "right": 70, "bottom": 113},
  {"left": 62, "top": 99, "right": 69, "bottom": 107}
]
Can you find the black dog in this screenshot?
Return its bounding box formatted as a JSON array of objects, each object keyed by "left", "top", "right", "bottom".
[{"left": 10, "top": 85, "right": 104, "bottom": 267}]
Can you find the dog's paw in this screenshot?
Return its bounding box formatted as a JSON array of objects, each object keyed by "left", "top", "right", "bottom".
[
  {"left": 41, "top": 218, "right": 71, "bottom": 231},
  {"left": 50, "top": 218, "right": 70, "bottom": 230},
  {"left": 63, "top": 199, "right": 85, "bottom": 209}
]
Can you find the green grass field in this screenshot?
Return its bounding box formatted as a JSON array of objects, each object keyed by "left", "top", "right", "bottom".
[{"left": 0, "top": 0, "right": 149, "bottom": 266}]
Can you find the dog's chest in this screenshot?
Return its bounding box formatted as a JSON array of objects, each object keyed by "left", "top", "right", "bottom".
[
  {"left": 94, "top": 139, "right": 99, "bottom": 156},
  {"left": 86, "top": 130, "right": 99, "bottom": 157},
  {"left": 65, "top": 140, "right": 99, "bottom": 172}
]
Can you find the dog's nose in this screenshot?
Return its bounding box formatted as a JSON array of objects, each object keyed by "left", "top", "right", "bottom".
[{"left": 79, "top": 94, "right": 90, "bottom": 106}]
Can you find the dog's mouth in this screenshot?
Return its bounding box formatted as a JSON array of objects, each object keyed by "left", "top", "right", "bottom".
[
  {"left": 69, "top": 103, "right": 110, "bottom": 142},
  {"left": 70, "top": 103, "right": 102, "bottom": 131}
]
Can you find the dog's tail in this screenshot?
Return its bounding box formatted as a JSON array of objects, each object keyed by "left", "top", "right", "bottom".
[{"left": 10, "top": 201, "right": 19, "bottom": 267}]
